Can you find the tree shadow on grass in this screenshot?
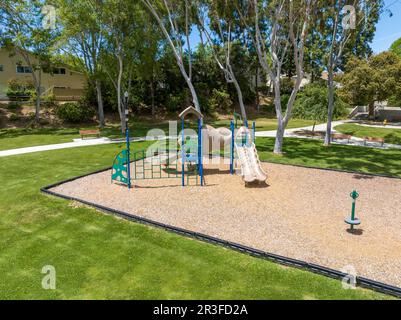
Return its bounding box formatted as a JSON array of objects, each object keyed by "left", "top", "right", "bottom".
[{"left": 256, "top": 138, "right": 401, "bottom": 178}]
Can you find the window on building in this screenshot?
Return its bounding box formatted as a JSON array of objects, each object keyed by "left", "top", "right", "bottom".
[
  {"left": 0, "top": 65, "right": 3, "bottom": 72},
  {"left": 16, "top": 65, "right": 32, "bottom": 74},
  {"left": 53, "top": 67, "right": 66, "bottom": 75}
]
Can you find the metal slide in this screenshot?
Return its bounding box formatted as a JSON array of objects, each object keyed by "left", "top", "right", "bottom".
[{"left": 235, "top": 127, "right": 267, "bottom": 184}]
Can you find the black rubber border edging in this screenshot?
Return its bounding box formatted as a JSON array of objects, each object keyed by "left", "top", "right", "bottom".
[{"left": 40, "top": 162, "right": 401, "bottom": 299}]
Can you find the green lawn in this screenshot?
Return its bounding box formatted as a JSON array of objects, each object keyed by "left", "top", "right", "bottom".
[
  {"left": 257, "top": 138, "right": 401, "bottom": 178},
  {"left": 0, "top": 139, "right": 395, "bottom": 299},
  {"left": 335, "top": 123, "right": 401, "bottom": 145},
  {"left": 0, "top": 117, "right": 315, "bottom": 151}
]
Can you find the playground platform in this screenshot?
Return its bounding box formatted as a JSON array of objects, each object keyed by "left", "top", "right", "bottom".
[{"left": 49, "top": 160, "right": 401, "bottom": 289}]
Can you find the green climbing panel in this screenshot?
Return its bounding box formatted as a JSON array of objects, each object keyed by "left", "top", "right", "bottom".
[{"left": 111, "top": 149, "right": 129, "bottom": 185}]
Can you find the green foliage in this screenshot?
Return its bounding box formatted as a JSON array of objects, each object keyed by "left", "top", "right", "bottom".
[
  {"left": 166, "top": 90, "right": 190, "bottom": 113},
  {"left": 208, "top": 89, "right": 233, "bottom": 113},
  {"left": 390, "top": 37, "right": 401, "bottom": 58},
  {"left": 9, "top": 114, "right": 20, "bottom": 122},
  {"left": 388, "top": 96, "right": 401, "bottom": 107},
  {"left": 6, "top": 78, "right": 34, "bottom": 101},
  {"left": 280, "top": 78, "right": 295, "bottom": 95},
  {"left": 29, "top": 92, "right": 57, "bottom": 107},
  {"left": 55, "top": 102, "right": 95, "bottom": 123},
  {"left": 340, "top": 52, "right": 401, "bottom": 107},
  {"left": 293, "top": 84, "right": 349, "bottom": 121},
  {"left": 6, "top": 102, "right": 21, "bottom": 110}
]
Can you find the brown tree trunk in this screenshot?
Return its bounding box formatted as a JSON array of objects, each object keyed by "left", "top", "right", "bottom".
[
  {"left": 95, "top": 79, "right": 105, "bottom": 128},
  {"left": 324, "top": 69, "right": 335, "bottom": 146},
  {"left": 368, "top": 101, "right": 375, "bottom": 118},
  {"left": 150, "top": 77, "right": 155, "bottom": 119}
]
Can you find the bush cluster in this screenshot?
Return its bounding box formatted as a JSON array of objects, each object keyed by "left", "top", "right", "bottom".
[{"left": 55, "top": 102, "right": 95, "bottom": 123}]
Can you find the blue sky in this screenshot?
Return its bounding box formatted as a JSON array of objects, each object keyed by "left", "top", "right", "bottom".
[{"left": 372, "top": 0, "right": 401, "bottom": 53}]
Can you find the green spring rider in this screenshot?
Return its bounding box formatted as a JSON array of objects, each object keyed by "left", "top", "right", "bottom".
[{"left": 345, "top": 190, "right": 361, "bottom": 230}]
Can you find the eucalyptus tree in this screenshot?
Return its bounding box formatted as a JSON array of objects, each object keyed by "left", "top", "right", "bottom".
[
  {"left": 93, "top": 0, "right": 143, "bottom": 132},
  {"left": 53, "top": 0, "right": 106, "bottom": 127},
  {"left": 237, "top": 0, "right": 314, "bottom": 154},
  {"left": 0, "top": 0, "right": 58, "bottom": 123},
  {"left": 141, "top": 0, "right": 201, "bottom": 112},
  {"left": 316, "top": 0, "right": 383, "bottom": 145},
  {"left": 309, "top": 0, "right": 384, "bottom": 146},
  {"left": 195, "top": 0, "right": 248, "bottom": 121}
]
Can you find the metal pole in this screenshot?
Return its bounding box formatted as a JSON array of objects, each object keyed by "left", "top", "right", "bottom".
[
  {"left": 125, "top": 96, "right": 131, "bottom": 189},
  {"left": 124, "top": 92, "right": 131, "bottom": 189},
  {"left": 230, "top": 120, "right": 234, "bottom": 175},
  {"left": 252, "top": 121, "right": 256, "bottom": 144},
  {"left": 198, "top": 118, "right": 203, "bottom": 186},
  {"left": 181, "top": 118, "right": 185, "bottom": 186}
]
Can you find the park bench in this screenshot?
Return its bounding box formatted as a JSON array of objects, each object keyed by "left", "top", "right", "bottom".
[
  {"left": 79, "top": 129, "right": 101, "bottom": 140},
  {"left": 331, "top": 133, "right": 352, "bottom": 143},
  {"left": 364, "top": 136, "right": 384, "bottom": 146}
]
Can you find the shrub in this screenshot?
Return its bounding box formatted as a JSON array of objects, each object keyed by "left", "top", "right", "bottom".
[
  {"left": 388, "top": 95, "right": 401, "bottom": 107},
  {"left": 6, "top": 102, "right": 20, "bottom": 110},
  {"left": 166, "top": 90, "right": 189, "bottom": 112},
  {"left": 280, "top": 78, "right": 294, "bottom": 95},
  {"left": 9, "top": 114, "right": 20, "bottom": 121},
  {"left": 208, "top": 88, "right": 233, "bottom": 113},
  {"left": 55, "top": 102, "right": 95, "bottom": 123},
  {"left": 293, "top": 84, "right": 349, "bottom": 121},
  {"left": 6, "top": 78, "right": 35, "bottom": 101},
  {"left": 30, "top": 92, "right": 56, "bottom": 107}
]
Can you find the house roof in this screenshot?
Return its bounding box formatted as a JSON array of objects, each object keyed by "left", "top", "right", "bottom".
[
  {"left": 178, "top": 106, "right": 203, "bottom": 119},
  {"left": 0, "top": 47, "right": 84, "bottom": 75}
]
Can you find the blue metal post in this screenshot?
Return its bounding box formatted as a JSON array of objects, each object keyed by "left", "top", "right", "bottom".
[
  {"left": 125, "top": 109, "right": 131, "bottom": 189},
  {"left": 181, "top": 118, "right": 185, "bottom": 186},
  {"left": 230, "top": 120, "right": 234, "bottom": 175},
  {"left": 198, "top": 118, "right": 204, "bottom": 186},
  {"left": 252, "top": 121, "right": 256, "bottom": 144}
]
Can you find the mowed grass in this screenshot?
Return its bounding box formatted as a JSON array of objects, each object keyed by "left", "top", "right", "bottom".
[
  {"left": 0, "top": 140, "right": 393, "bottom": 299},
  {"left": 0, "top": 117, "right": 316, "bottom": 151},
  {"left": 335, "top": 123, "right": 401, "bottom": 145},
  {"left": 257, "top": 138, "right": 401, "bottom": 178}
]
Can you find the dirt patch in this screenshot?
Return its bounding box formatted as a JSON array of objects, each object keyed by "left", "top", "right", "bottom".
[{"left": 50, "top": 161, "right": 401, "bottom": 287}]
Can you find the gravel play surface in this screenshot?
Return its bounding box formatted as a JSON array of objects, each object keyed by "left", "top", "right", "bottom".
[{"left": 50, "top": 160, "right": 401, "bottom": 288}]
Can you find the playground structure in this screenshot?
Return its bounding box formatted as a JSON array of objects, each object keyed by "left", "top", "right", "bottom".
[{"left": 111, "top": 106, "right": 267, "bottom": 189}]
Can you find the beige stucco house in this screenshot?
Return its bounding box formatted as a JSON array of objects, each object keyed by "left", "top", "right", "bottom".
[{"left": 0, "top": 48, "right": 86, "bottom": 101}]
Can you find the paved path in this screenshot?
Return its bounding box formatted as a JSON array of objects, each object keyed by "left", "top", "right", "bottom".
[
  {"left": 256, "top": 120, "right": 401, "bottom": 150},
  {"left": 1, "top": 120, "right": 400, "bottom": 158},
  {"left": 256, "top": 120, "right": 346, "bottom": 138},
  {"left": 0, "top": 136, "right": 167, "bottom": 158}
]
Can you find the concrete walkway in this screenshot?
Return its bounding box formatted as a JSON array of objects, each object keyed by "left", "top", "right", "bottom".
[
  {"left": 256, "top": 120, "right": 347, "bottom": 138},
  {"left": 1, "top": 120, "right": 400, "bottom": 158},
  {"left": 0, "top": 136, "right": 168, "bottom": 158},
  {"left": 256, "top": 120, "right": 401, "bottom": 150}
]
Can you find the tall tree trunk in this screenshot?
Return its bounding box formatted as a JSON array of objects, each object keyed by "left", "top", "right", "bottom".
[
  {"left": 272, "top": 78, "right": 285, "bottom": 154},
  {"left": 256, "top": 65, "right": 260, "bottom": 114},
  {"left": 368, "top": 101, "right": 375, "bottom": 118},
  {"left": 229, "top": 65, "right": 247, "bottom": 121},
  {"left": 117, "top": 54, "right": 126, "bottom": 134},
  {"left": 95, "top": 79, "right": 105, "bottom": 128},
  {"left": 150, "top": 77, "right": 155, "bottom": 119},
  {"left": 34, "top": 70, "right": 42, "bottom": 124},
  {"left": 35, "top": 87, "right": 41, "bottom": 124},
  {"left": 324, "top": 70, "right": 335, "bottom": 146},
  {"left": 274, "top": 117, "right": 285, "bottom": 155}
]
